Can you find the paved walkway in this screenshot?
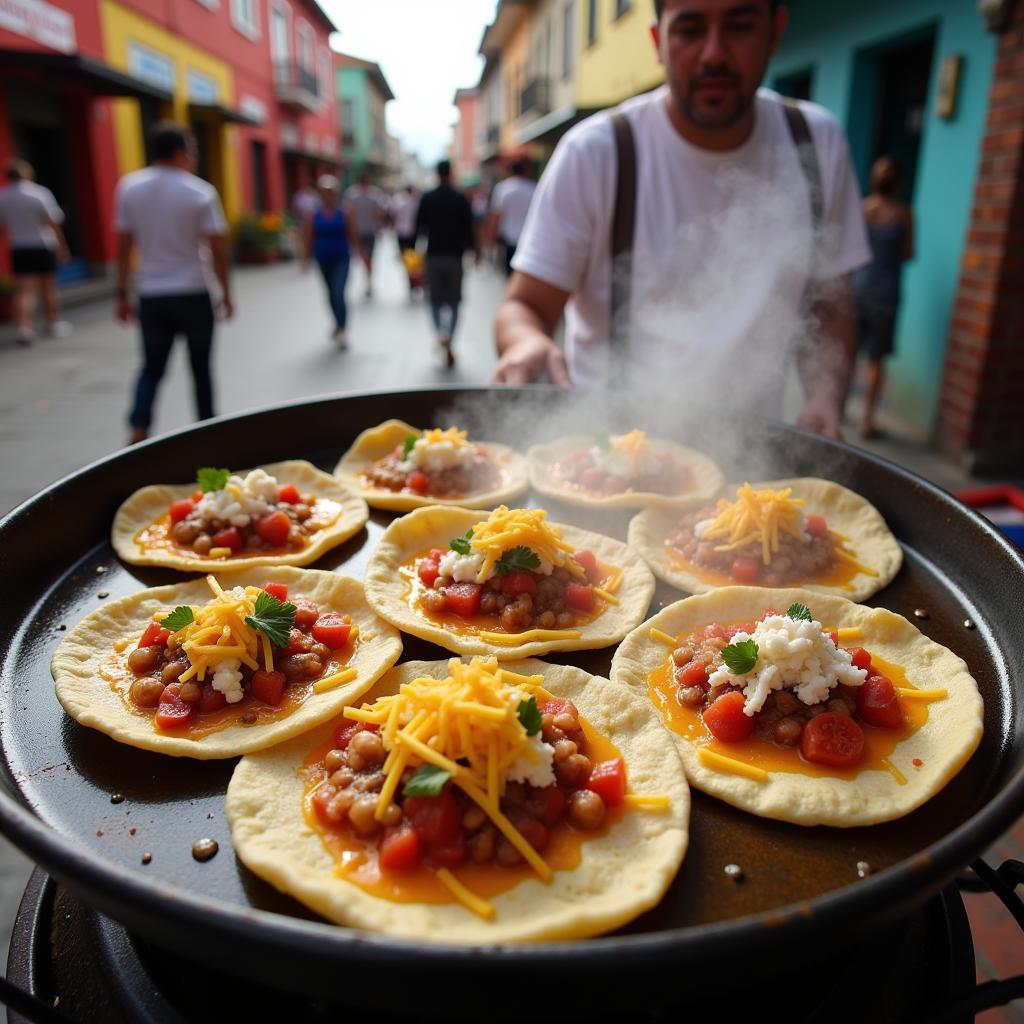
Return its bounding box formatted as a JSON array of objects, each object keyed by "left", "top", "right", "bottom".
[{"left": 0, "top": 239, "right": 1020, "bottom": 1015}]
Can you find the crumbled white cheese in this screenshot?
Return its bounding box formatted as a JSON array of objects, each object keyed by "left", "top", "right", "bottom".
[
  {"left": 196, "top": 469, "right": 280, "bottom": 529},
  {"left": 210, "top": 657, "right": 244, "bottom": 704},
  {"left": 506, "top": 733, "right": 556, "bottom": 787},
  {"left": 693, "top": 518, "right": 714, "bottom": 539},
  {"left": 438, "top": 550, "right": 485, "bottom": 582},
  {"left": 707, "top": 615, "right": 866, "bottom": 716},
  {"left": 406, "top": 438, "right": 477, "bottom": 474},
  {"left": 588, "top": 435, "right": 658, "bottom": 478}
]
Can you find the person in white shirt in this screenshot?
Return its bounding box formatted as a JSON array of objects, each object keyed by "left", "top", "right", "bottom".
[
  {"left": 493, "top": 0, "right": 870, "bottom": 438},
  {"left": 488, "top": 159, "right": 536, "bottom": 276},
  {"left": 344, "top": 173, "right": 387, "bottom": 297},
  {"left": 114, "top": 122, "right": 232, "bottom": 444},
  {"left": 390, "top": 186, "right": 419, "bottom": 252},
  {"left": 0, "top": 159, "right": 71, "bottom": 345}
]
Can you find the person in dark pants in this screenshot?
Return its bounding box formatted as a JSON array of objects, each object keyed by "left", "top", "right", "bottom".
[
  {"left": 114, "top": 122, "right": 232, "bottom": 444},
  {"left": 415, "top": 160, "right": 477, "bottom": 367},
  {"left": 305, "top": 174, "right": 361, "bottom": 348}
]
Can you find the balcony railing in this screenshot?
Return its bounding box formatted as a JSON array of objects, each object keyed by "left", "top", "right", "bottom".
[
  {"left": 520, "top": 77, "right": 550, "bottom": 117},
  {"left": 274, "top": 61, "right": 320, "bottom": 112}
]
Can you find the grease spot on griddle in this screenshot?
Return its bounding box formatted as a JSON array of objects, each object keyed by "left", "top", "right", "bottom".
[
  {"left": 963, "top": 618, "right": 976, "bottom": 630},
  {"left": 97, "top": 592, "right": 109, "bottom": 599},
  {"left": 724, "top": 863, "right": 744, "bottom": 882},
  {"left": 141, "top": 852, "right": 152, "bottom": 865},
  {"left": 192, "top": 838, "right": 219, "bottom": 862},
  {"left": 857, "top": 860, "right": 874, "bottom": 878},
  {"left": 110, "top": 793, "right": 125, "bottom": 804},
  {"left": 913, "top": 608, "right": 929, "bottom": 620}
]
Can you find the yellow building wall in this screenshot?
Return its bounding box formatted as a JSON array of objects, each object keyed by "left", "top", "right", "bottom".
[
  {"left": 499, "top": 10, "right": 532, "bottom": 153},
  {"left": 576, "top": 1, "right": 662, "bottom": 109},
  {"left": 99, "top": 0, "right": 241, "bottom": 221}
]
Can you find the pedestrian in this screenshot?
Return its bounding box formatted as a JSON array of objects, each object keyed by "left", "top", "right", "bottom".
[
  {"left": 390, "top": 185, "right": 419, "bottom": 253},
  {"left": 306, "top": 174, "right": 360, "bottom": 348},
  {"left": 114, "top": 121, "right": 233, "bottom": 445},
  {"left": 292, "top": 183, "right": 320, "bottom": 266},
  {"left": 493, "top": 0, "right": 870, "bottom": 439},
  {"left": 853, "top": 155, "right": 914, "bottom": 439},
  {"left": 489, "top": 159, "right": 536, "bottom": 277},
  {"left": 415, "top": 159, "right": 477, "bottom": 367},
  {"left": 344, "top": 172, "right": 386, "bottom": 297},
  {"left": 0, "top": 159, "right": 72, "bottom": 345}
]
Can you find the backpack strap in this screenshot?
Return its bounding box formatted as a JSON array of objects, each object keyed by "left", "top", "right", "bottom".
[
  {"left": 610, "top": 110, "right": 637, "bottom": 347},
  {"left": 781, "top": 97, "right": 823, "bottom": 233}
]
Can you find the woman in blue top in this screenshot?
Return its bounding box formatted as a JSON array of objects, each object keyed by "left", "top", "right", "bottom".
[
  {"left": 853, "top": 156, "right": 914, "bottom": 439},
  {"left": 305, "top": 175, "right": 361, "bottom": 348}
]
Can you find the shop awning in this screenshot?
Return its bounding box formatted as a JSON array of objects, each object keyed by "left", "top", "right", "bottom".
[
  {"left": 281, "top": 144, "right": 342, "bottom": 167},
  {"left": 0, "top": 50, "right": 173, "bottom": 102},
  {"left": 188, "top": 101, "right": 261, "bottom": 126}
]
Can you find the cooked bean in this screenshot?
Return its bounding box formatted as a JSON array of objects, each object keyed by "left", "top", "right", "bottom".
[
  {"left": 434, "top": 576, "right": 450, "bottom": 590},
  {"left": 552, "top": 710, "right": 578, "bottom": 733},
  {"left": 422, "top": 590, "right": 446, "bottom": 613},
  {"left": 353, "top": 771, "right": 384, "bottom": 793},
  {"left": 536, "top": 610, "right": 556, "bottom": 628},
  {"left": 348, "top": 794, "right": 381, "bottom": 835},
  {"left": 555, "top": 611, "right": 573, "bottom": 628},
  {"left": 463, "top": 807, "right": 487, "bottom": 830},
  {"left": 279, "top": 653, "right": 322, "bottom": 679},
  {"left": 328, "top": 767, "right": 355, "bottom": 788},
  {"left": 128, "top": 646, "right": 162, "bottom": 675},
  {"left": 292, "top": 600, "right": 319, "bottom": 631},
  {"left": 245, "top": 534, "right": 264, "bottom": 550},
  {"left": 310, "top": 642, "right": 331, "bottom": 662},
  {"left": 480, "top": 591, "right": 499, "bottom": 614},
  {"left": 293, "top": 503, "right": 311, "bottom": 522},
  {"left": 325, "top": 788, "right": 355, "bottom": 823},
  {"left": 469, "top": 827, "right": 497, "bottom": 863},
  {"left": 679, "top": 685, "right": 706, "bottom": 707},
  {"left": 555, "top": 753, "right": 591, "bottom": 789},
  {"left": 495, "top": 838, "right": 523, "bottom": 866},
  {"left": 350, "top": 730, "right": 385, "bottom": 765},
  {"left": 130, "top": 678, "right": 164, "bottom": 708},
  {"left": 161, "top": 661, "right": 185, "bottom": 685},
  {"left": 672, "top": 645, "right": 694, "bottom": 666},
  {"left": 192, "top": 533, "right": 213, "bottom": 555},
  {"left": 503, "top": 781, "right": 526, "bottom": 807},
  {"left": 380, "top": 803, "right": 402, "bottom": 827},
  {"left": 772, "top": 717, "right": 803, "bottom": 746},
  {"left": 179, "top": 682, "right": 202, "bottom": 704},
  {"left": 553, "top": 739, "right": 578, "bottom": 762},
  {"left": 569, "top": 789, "right": 605, "bottom": 830},
  {"left": 171, "top": 521, "right": 200, "bottom": 545},
  {"left": 774, "top": 690, "right": 801, "bottom": 714},
  {"left": 347, "top": 749, "right": 366, "bottom": 772}
]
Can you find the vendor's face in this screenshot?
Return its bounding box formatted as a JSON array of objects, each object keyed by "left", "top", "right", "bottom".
[{"left": 653, "top": 0, "right": 786, "bottom": 132}]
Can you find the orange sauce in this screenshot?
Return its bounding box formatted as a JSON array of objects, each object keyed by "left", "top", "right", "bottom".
[
  {"left": 303, "top": 716, "right": 626, "bottom": 905},
  {"left": 648, "top": 641, "right": 930, "bottom": 782},
  {"left": 103, "top": 639, "right": 357, "bottom": 738},
  {"left": 664, "top": 531, "right": 864, "bottom": 592},
  {"left": 133, "top": 498, "right": 341, "bottom": 559},
  {"left": 400, "top": 549, "right": 618, "bottom": 638}
]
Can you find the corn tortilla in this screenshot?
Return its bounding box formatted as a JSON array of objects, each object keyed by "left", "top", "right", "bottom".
[
  {"left": 610, "top": 587, "right": 983, "bottom": 827},
  {"left": 364, "top": 505, "right": 656, "bottom": 659},
  {"left": 51, "top": 568, "right": 402, "bottom": 759},
  {"left": 226, "top": 658, "right": 690, "bottom": 942}
]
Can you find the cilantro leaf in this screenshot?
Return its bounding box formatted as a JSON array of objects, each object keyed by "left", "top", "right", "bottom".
[
  {"left": 244, "top": 591, "right": 296, "bottom": 648},
  {"left": 594, "top": 430, "right": 612, "bottom": 453},
  {"left": 449, "top": 528, "right": 474, "bottom": 556},
  {"left": 197, "top": 466, "right": 230, "bottom": 493},
  {"left": 786, "top": 603, "right": 813, "bottom": 622},
  {"left": 721, "top": 639, "right": 759, "bottom": 675},
  {"left": 517, "top": 697, "right": 542, "bottom": 736},
  {"left": 495, "top": 546, "right": 541, "bottom": 575},
  {"left": 402, "top": 434, "right": 418, "bottom": 459},
  {"left": 402, "top": 763, "right": 452, "bottom": 797},
  {"left": 160, "top": 606, "right": 194, "bottom": 633}
]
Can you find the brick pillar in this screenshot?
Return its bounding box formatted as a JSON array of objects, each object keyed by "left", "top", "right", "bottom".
[{"left": 934, "top": 0, "right": 1024, "bottom": 474}]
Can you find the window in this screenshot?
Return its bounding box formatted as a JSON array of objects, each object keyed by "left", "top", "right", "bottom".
[
  {"left": 231, "top": 0, "right": 259, "bottom": 39},
  {"left": 341, "top": 98, "right": 355, "bottom": 145},
  {"left": 186, "top": 68, "right": 218, "bottom": 102},
  {"left": 318, "top": 47, "right": 331, "bottom": 105},
  {"left": 269, "top": 0, "right": 290, "bottom": 64},
  {"left": 587, "top": 0, "right": 598, "bottom": 46},
  {"left": 297, "top": 20, "right": 313, "bottom": 70},
  {"left": 128, "top": 42, "right": 175, "bottom": 92},
  {"left": 613, "top": 0, "right": 630, "bottom": 17},
  {"left": 563, "top": 1, "right": 575, "bottom": 78},
  {"left": 193, "top": 0, "right": 218, "bottom": 9},
  {"left": 250, "top": 140, "right": 268, "bottom": 211}
]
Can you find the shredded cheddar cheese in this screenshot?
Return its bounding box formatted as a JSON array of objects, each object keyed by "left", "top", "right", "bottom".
[
  {"left": 836, "top": 627, "right": 863, "bottom": 641},
  {"left": 612, "top": 429, "right": 650, "bottom": 476},
  {"left": 649, "top": 627, "right": 678, "bottom": 647},
  {"left": 420, "top": 426, "right": 469, "bottom": 448},
  {"left": 897, "top": 687, "right": 947, "bottom": 702},
  {"left": 701, "top": 483, "right": 808, "bottom": 565},
  {"left": 624, "top": 794, "right": 671, "bottom": 811},
  {"left": 468, "top": 506, "right": 585, "bottom": 583},
  {"left": 697, "top": 747, "right": 769, "bottom": 783},
  {"left": 312, "top": 667, "right": 359, "bottom": 694},
  {"left": 436, "top": 868, "right": 496, "bottom": 920},
  {"left": 880, "top": 758, "right": 908, "bottom": 785},
  {"left": 477, "top": 627, "right": 582, "bottom": 645}
]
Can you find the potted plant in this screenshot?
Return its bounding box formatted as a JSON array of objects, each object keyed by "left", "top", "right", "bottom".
[{"left": 235, "top": 212, "right": 284, "bottom": 264}]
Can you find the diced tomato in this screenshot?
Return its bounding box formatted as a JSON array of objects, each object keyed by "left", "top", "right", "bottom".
[
  {"left": 565, "top": 582, "right": 595, "bottom": 612},
  {"left": 277, "top": 483, "right": 301, "bottom": 504},
  {"left": 428, "top": 548, "right": 445, "bottom": 561},
  {"left": 572, "top": 549, "right": 602, "bottom": 583},
  {"left": 139, "top": 622, "right": 171, "bottom": 648},
  {"left": 703, "top": 691, "right": 755, "bottom": 743},
  {"left": 528, "top": 785, "right": 566, "bottom": 826},
  {"left": 191, "top": 489, "right": 203, "bottom": 503},
  {"left": 333, "top": 721, "right": 377, "bottom": 749},
  {"left": 428, "top": 833, "right": 467, "bottom": 868},
  {"left": 256, "top": 510, "right": 292, "bottom": 548},
  {"left": 729, "top": 622, "right": 756, "bottom": 638},
  {"left": 586, "top": 759, "right": 627, "bottom": 806},
  {"left": 675, "top": 661, "right": 708, "bottom": 688},
  {"left": 501, "top": 570, "right": 537, "bottom": 596},
  {"left": 212, "top": 526, "right": 243, "bottom": 553},
  {"left": 657, "top": 451, "right": 675, "bottom": 465},
  {"left": 311, "top": 784, "right": 336, "bottom": 826},
  {"left": 380, "top": 826, "right": 422, "bottom": 871},
  {"left": 292, "top": 599, "right": 320, "bottom": 630},
  {"left": 801, "top": 713, "right": 865, "bottom": 767},
  {"left": 758, "top": 608, "right": 779, "bottom": 621},
  {"left": 418, "top": 560, "right": 441, "bottom": 588},
  {"left": 169, "top": 498, "right": 195, "bottom": 524},
  {"left": 443, "top": 582, "right": 481, "bottom": 617},
  {"left": 198, "top": 684, "right": 226, "bottom": 713},
  {"left": 406, "top": 470, "right": 430, "bottom": 494},
  {"left": 250, "top": 669, "right": 286, "bottom": 706},
  {"left": 405, "top": 787, "right": 460, "bottom": 845},
  {"left": 730, "top": 557, "right": 761, "bottom": 584},
  {"left": 806, "top": 514, "right": 829, "bottom": 538},
  {"left": 508, "top": 811, "right": 549, "bottom": 851},
  {"left": 312, "top": 613, "right": 352, "bottom": 649},
  {"left": 541, "top": 698, "right": 579, "bottom": 720},
  {"left": 263, "top": 582, "right": 289, "bottom": 602},
  {"left": 847, "top": 647, "right": 873, "bottom": 673},
  {"left": 828, "top": 630, "right": 840, "bottom": 646},
  {"left": 155, "top": 684, "right": 193, "bottom": 730},
  {"left": 856, "top": 674, "right": 904, "bottom": 730},
  {"left": 703, "top": 623, "right": 732, "bottom": 641},
  {"left": 580, "top": 467, "right": 605, "bottom": 490}
]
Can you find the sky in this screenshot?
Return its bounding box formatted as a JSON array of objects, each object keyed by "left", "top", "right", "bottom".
[{"left": 322, "top": 0, "right": 499, "bottom": 166}]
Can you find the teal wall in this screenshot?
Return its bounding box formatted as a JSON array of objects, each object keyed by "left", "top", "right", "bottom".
[
  {"left": 769, "top": 0, "right": 995, "bottom": 432},
  {"left": 337, "top": 66, "right": 371, "bottom": 186}
]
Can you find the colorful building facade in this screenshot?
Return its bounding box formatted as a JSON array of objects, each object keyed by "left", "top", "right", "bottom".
[
  {"left": 451, "top": 87, "right": 479, "bottom": 185},
  {"left": 334, "top": 53, "right": 395, "bottom": 189}
]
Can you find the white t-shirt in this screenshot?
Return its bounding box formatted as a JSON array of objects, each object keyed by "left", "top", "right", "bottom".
[
  {"left": 491, "top": 175, "right": 536, "bottom": 245},
  {"left": 114, "top": 166, "right": 227, "bottom": 297},
  {"left": 512, "top": 87, "right": 871, "bottom": 415},
  {"left": 345, "top": 184, "right": 386, "bottom": 236},
  {"left": 390, "top": 191, "right": 418, "bottom": 236},
  {"left": 0, "top": 181, "right": 63, "bottom": 250}
]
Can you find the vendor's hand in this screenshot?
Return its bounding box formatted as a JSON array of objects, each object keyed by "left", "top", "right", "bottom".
[
  {"left": 219, "top": 296, "right": 234, "bottom": 320},
  {"left": 115, "top": 298, "right": 135, "bottom": 325},
  {"left": 797, "top": 397, "right": 844, "bottom": 440},
  {"left": 492, "top": 335, "right": 571, "bottom": 388}
]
